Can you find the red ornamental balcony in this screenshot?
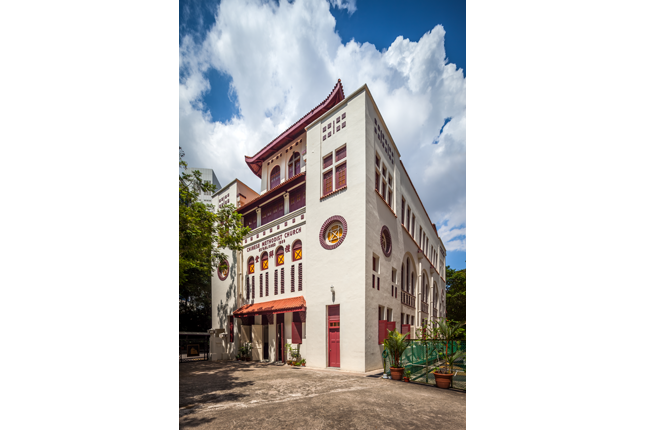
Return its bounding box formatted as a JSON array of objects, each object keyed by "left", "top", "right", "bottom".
[{"left": 401, "top": 290, "right": 415, "bottom": 308}]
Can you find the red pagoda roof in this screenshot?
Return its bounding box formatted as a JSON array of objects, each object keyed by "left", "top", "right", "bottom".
[{"left": 245, "top": 80, "right": 345, "bottom": 178}]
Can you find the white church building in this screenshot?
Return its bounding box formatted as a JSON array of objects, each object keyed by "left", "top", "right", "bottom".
[{"left": 209, "top": 80, "right": 447, "bottom": 373}]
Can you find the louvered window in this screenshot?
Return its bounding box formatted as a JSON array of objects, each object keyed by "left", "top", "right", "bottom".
[
  {"left": 335, "top": 146, "right": 346, "bottom": 162},
  {"left": 289, "top": 184, "right": 306, "bottom": 212},
  {"left": 323, "top": 154, "right": 333, "bottom": 169},
  {"left": 336, "top": 162, "right": 346, "bottom": 189},
  {"left": 298, "top": 263, "right": 302, "bottom": 291},
  {"left": 229, "top": 316, "right": 234, "bottom": 343},
  {"left": 280, "top": 267, "right": 284, "bottom": 294},
  {"left": 292, "top": 321, "right": 302, "bottom": 344},
  {"left": 252, "top": 276, "right": 255, "bottom": 299},
  {"left": 291, "top": 265, "right": 295, "bottom": 292},
  {"left": 259, "top": 273, "right": 263, "bottom": 297},
  {"left": 323, "top": 170, "right": 333, "bottom": 195}
]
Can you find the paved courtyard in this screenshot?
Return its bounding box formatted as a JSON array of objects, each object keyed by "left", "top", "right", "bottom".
[{"left": 179, "top": 361, "right": 466, "bottom": 429}]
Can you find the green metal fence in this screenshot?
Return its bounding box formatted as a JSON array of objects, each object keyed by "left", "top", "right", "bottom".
[{"left": 382, "top": 340, "right": 466, "bottom": 390}]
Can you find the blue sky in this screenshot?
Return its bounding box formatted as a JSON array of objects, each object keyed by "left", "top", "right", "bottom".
[{"left": 179, "top": 0, "right": 466, "bottom": 270}]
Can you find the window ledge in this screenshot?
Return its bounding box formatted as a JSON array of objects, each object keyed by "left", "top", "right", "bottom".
[
  {"left": 320, "top": 185, "right": 347, "bottom": 200},
  {"left": 374, "top": 189, "right": 397, "bottom": 218}
]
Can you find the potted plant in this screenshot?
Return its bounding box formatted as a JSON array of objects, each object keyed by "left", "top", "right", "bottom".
[
  {"left": 432, "top": 319, "right": 466, "bottom": 389},
  {"left": 383, "top": 329, "right": 411, "bottom": 380},
  {"left": 238, "top": 342, "right": 253, "bottom": 361},
  {"left": 403, "top": 369, "right": 412, "bottom": 382},
  {"left": 299, "top": 358, "right": 306, "bottom": 367}
]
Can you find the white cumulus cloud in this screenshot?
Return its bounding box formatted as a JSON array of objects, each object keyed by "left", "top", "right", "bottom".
[{"left": 179, "top": 0, "right": 466, "bottom": 252}]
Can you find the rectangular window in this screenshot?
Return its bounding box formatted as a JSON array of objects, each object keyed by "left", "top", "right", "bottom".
[
  {"left": 372, "top": 274, "right": 375, "bottom": 289},
  {"left": 377, "top": 277, "right": 380, "bottom": 290},
  {"left": 291, "top": 265, "right": 295, "bottom": 292},
  {"left": 252, "top": 276, "right": 255, "bottom": 299},
  {"left": 401, "top": 197, "right": 406, "bottom": 225},
  {"left": 323, "top": 154, "right": 333, "bottom": 169},
  {"left": 412, "top": 215, "right": 416, "bottom": 239},
  {"left": 336, "top": 162, "right": 346, "bottom": 189},
  {"left": 375, "top": 153, "right": 380, "bottom": 167},
  {"left": 388, "top": 174, "right": 392, "bottom": 187},
  {"left": 381, "top": 179, "right": 386, "bottom": 196},
  {"left": 298, "top": 263, "right": 302, "bottom": 291},
  {"left": 289, "top": 184, "right": 306, "bottom": 212},
  {"left": 260, "top": 197, "right": 284, "bottom": 226},
  {"left": 323, "top": 170, "right": 333, "bottom": 195},
  {"left": 244, "top": 212, "right": 257, "bottom": 231},
  {"left": 280, "top": 267, "right": 284, "bottom": 294},
  {"left": 391, "top": 285, "right": 394, "bottom": 296},
  {"left": 336, "top": 146, "right": 346, "bottom": 162},
  {"left": 411, "top": 316, "right": 415, "bottom": 326},
  {"left": 259, "top": 273, "right": 263, "bottom": 297},
  {"left": 375, "top": 169, "right": 380, "bottom": 192},
  {"left": 407, "top": 207, "right": 411, "bottom": 231},
  {"left": 392, "top": 268, "right": 396, "bottom": 283},
  {"left": 372, "top": 257, "right": 376, "bottom": 272},
  {"left": 229, "top": 316, "right": 234, "bottom": 343},
  {"left": 274, "top": 270, "right": 278, "bottom": 295},
  {"left": 387, "top": 189, "right": 392, "bottom": 207}
]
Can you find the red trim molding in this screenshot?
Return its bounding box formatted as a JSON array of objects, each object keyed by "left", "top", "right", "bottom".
[{"left": 319, "top": 215, "right": 348, "bottom": 250}]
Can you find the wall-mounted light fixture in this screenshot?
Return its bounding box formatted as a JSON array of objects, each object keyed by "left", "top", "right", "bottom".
[{"left": 330, "top": 285, "right": 335, "bottom": 294}]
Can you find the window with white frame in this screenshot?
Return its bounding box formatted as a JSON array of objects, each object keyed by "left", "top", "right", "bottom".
[{"left": 322, "top": 145, "right": 347, "bottom": 197}]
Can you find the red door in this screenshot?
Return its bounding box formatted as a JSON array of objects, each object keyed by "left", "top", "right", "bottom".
[{"left": 328, "top": 305, "right": 340, "bottom": 367}]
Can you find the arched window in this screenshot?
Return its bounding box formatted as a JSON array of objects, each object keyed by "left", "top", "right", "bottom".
[
  {"left": 270, "top": 165, "right": 280, "bottom": 190},
  {"left": 292, "top": 240, "right": 302, "bottom": 261},
  {"left": 401, "top": 263, "right": 405, "bottom": 288},
  {"left": 288, "top": 152, "right": 301, "bottom": 179},
  {"left": 248, "top": 257, "right": 255, "bottom": 274},
  {"left": 261, "top": 252, "right": 269, "bottom": 270},
  {"left": 406, "top": 258, "right": 410, "bottom": 292},
  {"left": 411, "top": 273, "right": 415, "bottom": 295},
  {"left": 276, "top": 246, "right": 284, "bottom": 266}
]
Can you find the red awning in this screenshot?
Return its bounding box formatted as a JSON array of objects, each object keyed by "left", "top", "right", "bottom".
[{"left": 233, "top": 296, "right": 306, "bottom": 317}]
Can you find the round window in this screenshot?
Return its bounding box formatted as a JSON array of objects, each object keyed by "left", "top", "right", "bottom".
[
  {"left": 319, "top": 216, "right": 348, "bottom": 250},
  {"left": 380, "top": 225, "right": 392, "bottom": 257},
  {"left": 326, "top": 223, "right": 343, "bottom": 244},
  {"left": 217, "top": 259, "right": 229, "bottom": 281}
]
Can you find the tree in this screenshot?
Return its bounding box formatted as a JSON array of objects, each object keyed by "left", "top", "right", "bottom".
[
  {"left": 445, "top": 266, "right": 466, "bottom": 325},
  {"left": 179, "top": 147, "right": 250, "bottom": 331}
]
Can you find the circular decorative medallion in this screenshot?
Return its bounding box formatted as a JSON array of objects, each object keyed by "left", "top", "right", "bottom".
[
  {"left": 217, "top": 259, "right": 229, "bottom": 281},
  {"left": 380, "top": 225, "right": 392, "bottom": 257},
  {"left": 319, "top": 215, "right": 348, "bottom": 250}
]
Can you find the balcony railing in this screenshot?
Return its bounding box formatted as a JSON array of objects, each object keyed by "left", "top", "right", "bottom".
[
  {"left": 401, "top": 290, "right": 415, "bottom": 308},
  {"left": 421, "top": 301, "right": 429, "bottom": 314}
]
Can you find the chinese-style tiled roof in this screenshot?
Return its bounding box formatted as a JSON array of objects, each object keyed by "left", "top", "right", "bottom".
[
  {"left": 237, "top": 172, "right": 306, "bottom": 214},
  {"left": 245, "top": 80, "right": 345, "bottom": 178},
  {"left": 233, "top": 296, "right": 306, "bottom": 317}
]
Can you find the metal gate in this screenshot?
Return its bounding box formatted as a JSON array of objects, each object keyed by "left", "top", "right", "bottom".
[{"left": 179, "top": 332, "right": 210, "bottom": 363}]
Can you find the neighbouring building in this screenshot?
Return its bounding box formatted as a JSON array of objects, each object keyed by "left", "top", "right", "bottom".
[
  {"left": 209, "top": 80, "right": 447, "bottom": 372},
  {"left": 185, "top": 167, "right": 222, "bottom": 205}
]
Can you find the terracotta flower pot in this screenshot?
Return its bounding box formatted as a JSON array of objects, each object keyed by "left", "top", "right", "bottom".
[
  {"left": 403, "top": 377, "right": 410, "bottom": 382},
  {"left": 433, "top": 371, "right": 454, "bottom": 389},
  {"left": 390, "top": 367, "right": 404, "bottom": 380}
]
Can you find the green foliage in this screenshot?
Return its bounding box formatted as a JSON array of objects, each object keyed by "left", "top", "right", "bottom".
[
  {"left": 238, "top": 342, "right": 253, "bottom": 359},
  {"left": 445, "top": 266, "right": 466, "bottom": 327},
  {"left": 434, "top": 319, "right": 466, "bottom": 374},
  {"left": 383, "top": 329, "right": 411, "bottom": 369},
  {"left": 415, "top": 323, "right": 442, "bottom": 383},
  {"left": 179, "top": 147, "right": 251, "bottom": 332}
]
